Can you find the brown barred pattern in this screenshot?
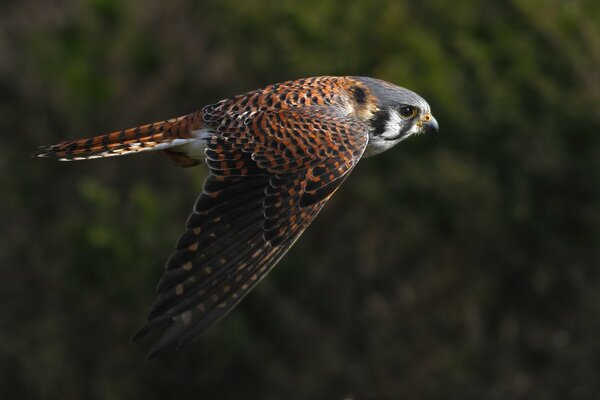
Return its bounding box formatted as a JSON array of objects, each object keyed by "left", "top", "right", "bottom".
[
  {"left": 129, "top": 78, "right": 373, "bottom": 358},
  {"left": 205, "top": 109, "right": 368, "bottom": 201},
  {"left": 35, "top": 112, "right": 204, "bottom": 161},
  {"left": 133, "top": 115, "right": 368, "bottom": 358},
  {"left": 37, "top": 76, "right": 427, "bottom": 359}
]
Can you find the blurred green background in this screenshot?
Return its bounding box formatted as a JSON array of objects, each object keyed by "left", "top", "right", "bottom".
[{"left": 2, "top": 0, "right": 600, "bottom": 398}]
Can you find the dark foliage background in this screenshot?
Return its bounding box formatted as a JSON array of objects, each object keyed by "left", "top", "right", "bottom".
[{"left": 2, "top": 0, "right": 599, "bottom": 398}]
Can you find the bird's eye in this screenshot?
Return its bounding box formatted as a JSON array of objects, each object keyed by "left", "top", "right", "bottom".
[{"left": 399, "top": 106, "right": 417, "bottom": 118}]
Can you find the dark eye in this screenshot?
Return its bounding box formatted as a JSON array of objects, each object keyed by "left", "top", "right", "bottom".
[{"left": 399, "top": 106, "right": 417, "bottom": 118}]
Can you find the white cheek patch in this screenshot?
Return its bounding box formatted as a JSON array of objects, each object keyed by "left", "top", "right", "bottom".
[
  {"left": 364, "top": 109, "right": 419, "bottom": 157},
  {"left": 382, "top": 109, "right": 402, "bottom": 139},
  {"left": 382, "top": 109, "right": 422, "bottom": 140},
  {"left": 405, "top": 122, "right": 421, "bottom": 136}
]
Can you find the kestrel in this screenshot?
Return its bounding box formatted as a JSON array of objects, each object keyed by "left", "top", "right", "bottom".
[{"left": 36, "top": 76, "right": 439, "bottom": 359}]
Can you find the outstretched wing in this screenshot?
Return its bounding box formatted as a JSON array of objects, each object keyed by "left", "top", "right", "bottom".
[{"left": 131, "top": 107, "right": 369, "bottom": 359}]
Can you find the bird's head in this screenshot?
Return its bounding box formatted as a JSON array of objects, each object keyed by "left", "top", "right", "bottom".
[{"left": 353, "top": 77, "right": 438, "bottom": 157}]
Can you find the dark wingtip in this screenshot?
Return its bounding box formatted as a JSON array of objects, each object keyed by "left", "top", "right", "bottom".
[
  {"left": 144, "top": 344, "right": 166, "bottom": 362},
  {"left": 143, "top": 328, "right": 183, "bottom": 361},
  {"left": 129, "top": 321, "right": 156, "bottom": 344},
  {"left": 130, "top": 322, "right": 166, "bottom": 362},
  {"left": 131, "top": 318, "right": 174, "bottom": 362},
  {"left": 130, "top": 325, "right": 146, "bottom": 344}
]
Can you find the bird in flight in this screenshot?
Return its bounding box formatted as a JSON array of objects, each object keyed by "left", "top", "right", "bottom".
[{"left": 36, "top": 76, "right": 438, "bottom": 359}]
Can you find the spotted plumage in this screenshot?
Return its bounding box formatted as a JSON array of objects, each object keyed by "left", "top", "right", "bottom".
[{"left": 36, "top": 76, "right": 439, "bottom": 359}]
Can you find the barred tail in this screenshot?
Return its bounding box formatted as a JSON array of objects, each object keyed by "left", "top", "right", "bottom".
[{"left": 35, "top": 112, "right": 204, "bottom": 161}]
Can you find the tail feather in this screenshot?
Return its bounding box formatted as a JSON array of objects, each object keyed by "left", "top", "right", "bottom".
[{"left": 35, "top": 112, "right": 204, "bottom": 161}]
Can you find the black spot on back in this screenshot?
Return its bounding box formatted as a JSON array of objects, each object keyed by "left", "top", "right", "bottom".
[{"left": 353, "top": 86, "right": 367, "bottom": 105}]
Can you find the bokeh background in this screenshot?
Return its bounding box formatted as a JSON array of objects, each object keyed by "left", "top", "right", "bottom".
[{"left": 2, "top": 0, "right": 600, "bottom": 398}]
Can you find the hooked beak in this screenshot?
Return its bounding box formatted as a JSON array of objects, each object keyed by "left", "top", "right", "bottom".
[{"left": 421, "top": 114, "right": 439, "bottom": 134}]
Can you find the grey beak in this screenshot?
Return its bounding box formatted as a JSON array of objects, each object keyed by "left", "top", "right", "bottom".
[{"left": 423, "top": 115, "right": 439, "bottom": 134}]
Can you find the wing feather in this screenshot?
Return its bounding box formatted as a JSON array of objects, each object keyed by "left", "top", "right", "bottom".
[{"left": 132, "top": 104, "right": 369, "bottom": 359}]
